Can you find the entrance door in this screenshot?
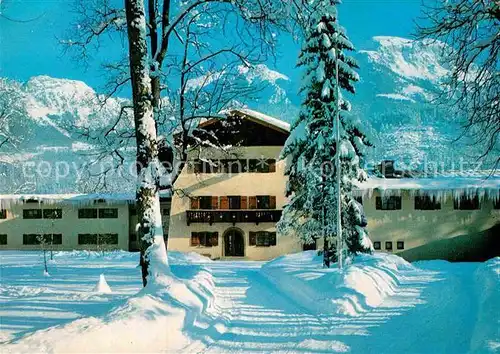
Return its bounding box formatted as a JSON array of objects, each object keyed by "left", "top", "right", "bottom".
[{"left": 224, "top": 229, "right": 244, "bottom": 257}]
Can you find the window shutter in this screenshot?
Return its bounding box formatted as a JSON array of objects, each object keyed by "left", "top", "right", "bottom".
[
  {"left": 376, "top": 197, "right": 381, "bottom": 210},
  {"left": 241, "top": 196, "right": 248, "bottom": 209},
  {"left": 268, "top": 159, "right": 276, "bottom": 173},
  {"left": 191, "top": 232, "right": 200, "bottom": 246},
  {"left": 249, "top": 196, "right": 257, "bottom": 209},
  {"left": 270, "top": 232, "right": 277, "bottom": 246},
  {"left": 220, "top": 196, "right": 229, "bottom": 209},
  {"left": 270, "top": 196, "right": 276, "bottom": 209},
  {"left": 190, "top": 197, "right": 200, "bottom": 210},
  {"left": 249, "top": 232, "right": 256, "bottom": 246},
  {"left": 211, "top": 196, "right": 219, "bottom": 209},
  {"left": 210, "top": 232, "right": 219, "bottom": 247}
]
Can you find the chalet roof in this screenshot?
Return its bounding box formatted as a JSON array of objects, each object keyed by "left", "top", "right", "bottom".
[
  {"left": 200, "top": 108, "right": 291, "bottom": 134},
  {"left": 230, "top": 108, "right": 291, "bottom": 134}
]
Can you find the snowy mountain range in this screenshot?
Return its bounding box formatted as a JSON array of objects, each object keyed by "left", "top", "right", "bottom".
[{"left": 0, "top": 36, "right": 486, "bottom": 193}]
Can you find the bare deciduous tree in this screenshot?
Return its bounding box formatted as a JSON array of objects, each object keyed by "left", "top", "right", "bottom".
[
  {"left": 417, "top": 0, "right": 500, "bottom": 168},
  {"left": 64, "top": 0, "right": 294, "bottom": 286}
]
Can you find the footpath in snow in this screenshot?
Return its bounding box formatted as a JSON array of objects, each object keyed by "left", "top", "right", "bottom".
[{"left": 1, "top": 251, "right": 499, "bottom": 353}]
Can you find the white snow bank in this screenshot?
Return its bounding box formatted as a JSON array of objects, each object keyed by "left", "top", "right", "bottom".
[
  {"left": 3, "top": 266, "right": 216, "bottom": 353},
  {"left": 470, "top": 257, "right": 500, "bottom": 353},
  {"left": 168, "top": 251, "right": 213, "bottom": 264},
  {"left": 51, "top": 250, "right": 212, "bottom": 264},
  {"left": 262, "top": 251, "right": 414, "bottom": 316}
]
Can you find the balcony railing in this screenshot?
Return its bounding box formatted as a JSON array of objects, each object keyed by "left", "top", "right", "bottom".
[{"left": 186, "top": 210, "right": 282, "bottom": 225}]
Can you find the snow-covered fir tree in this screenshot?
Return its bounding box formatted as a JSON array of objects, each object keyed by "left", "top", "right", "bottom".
[{"left": 278, "top": 0, "right": 373, "bottom": 267}]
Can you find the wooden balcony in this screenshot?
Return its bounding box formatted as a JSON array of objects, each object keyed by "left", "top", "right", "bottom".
[{"left": 186, "top": 210, "right": 282, "bottom": 225}]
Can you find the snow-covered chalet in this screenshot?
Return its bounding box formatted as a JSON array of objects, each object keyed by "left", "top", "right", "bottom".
[{"left": 0, "top": 109, "right": 498, "bottom": 261}]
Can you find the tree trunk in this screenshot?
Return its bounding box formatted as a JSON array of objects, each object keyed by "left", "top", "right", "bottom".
[
  {"left": 125, "top": 0, "right": 169, "bottom": 287},
  {"left": 43, "top": 249, "right": 48, "bottom": 274},
  {"left": 323, "top": 239, "right": 330, "bottom": 268}
]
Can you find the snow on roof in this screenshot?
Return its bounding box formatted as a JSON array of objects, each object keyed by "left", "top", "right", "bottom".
[
  {"left": 357, "top": 172, "right": 500, "bottom": 200},
  {"left": 0, "top": 192, "right": 172, "bottom": 208},
  {"left": 230, "top": 108, "right": 291, "bottom": 133}
]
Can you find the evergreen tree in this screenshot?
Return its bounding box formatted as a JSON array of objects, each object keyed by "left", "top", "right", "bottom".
[{"left": 278, "top": 0, "right": 373, "bottom": 267}]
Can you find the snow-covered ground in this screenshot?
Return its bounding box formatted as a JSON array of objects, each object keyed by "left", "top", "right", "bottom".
[{"left": 1, "top": 251, "right": 498, "bottom": 353}]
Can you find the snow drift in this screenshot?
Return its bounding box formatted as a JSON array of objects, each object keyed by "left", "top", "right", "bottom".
[
  {"left": 2, "top": 253, "right": 216, "bottom": 353},
  {"left": 469, "top": 257, "right": 500, "bottom": 353},
  {"left": 261, "top": 251, "right": 415, "bottom": 316}
]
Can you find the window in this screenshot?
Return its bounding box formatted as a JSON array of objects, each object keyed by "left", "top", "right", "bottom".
[
  {"left": 0, "top": 234, "right": 7, "bottom": 245},
  {"left": 221, "top": 159, "right": 247, "bottom": 174},
  {"left": 41, "top": 234, "right": 62, "bottom": 245},
  {"left": 256, "top": 196, "right": 271, "bottom": 209},
  {"left": 79, "top": 208, "right": 98, "bottom": 219},
  {"left": 249, "top": 231, "right": 277, "bottom": 247},
  {"left": 397, "top": 241, "right": 404, "bottom": 250},
  {"left": 99, "top": 234, "right": 118, "bottom": 245},
  {"left": 249, "top": 196, "right": 276, "bottom": 209},
  {"left": 0, "top": 210, "right": 6, "bottom": 219},
  {"left": 24, "top": 209, "right": 62, "bottom": 219},
  {"left": 228, "top": 196, "right": 241, "bottom": 210},
  {"left": 454, "top": 196, "right": 480, "bottom": 210},
  {"left": 385, "top": 241, "right": 393, "bottom": 251},
  {"left": 24, "top": 198, "right": 41, "bottom": 204},
  {"left": 199, "top": 196, "right": 213, "bottom": 210},
  {"left": 414, "top": 196, "right": 441, "bottom": 210},
  {"left": 49, "top": 234, "right": 63, "bottom": 245},
  {"left": 376, "top": 196, "right": 402, "bottom": 210},
  {"left": 43, "top": 209, "right": 62, "bottom": 219},
  {"left": 99, "top": 208, "right": 118, "bottom": 219},
  {"left": 194, "top": 160, "right": 220, "bottom": 174},
  {"left": 249, "top": 159, "right": 276, "bottom": 173},
  {"left": 23, "top": 209, "right": 42, "bottom": 219},
  {"left": 191, "top": 232, "right": 218, "bottom": 247},
  {"left": 23, "top": 234, "right": 62, "bottom": 245},
  {"left": 23, "top": 234, "right": 41, "bottom": 245},
  {"left": 373, "top": 241, "right": 381, "bottom": 250},
  {"left": 78, "top": 234, "right": 98, "bottom": 245}
]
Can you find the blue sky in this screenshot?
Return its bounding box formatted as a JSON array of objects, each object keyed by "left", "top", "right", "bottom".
[{"left": 0, "top": 0, "right": 422, "bottom": 92}]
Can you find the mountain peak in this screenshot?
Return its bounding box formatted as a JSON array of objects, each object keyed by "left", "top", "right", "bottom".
[{"left": 360, "top": 36, "right": 448, "bottom": 82}]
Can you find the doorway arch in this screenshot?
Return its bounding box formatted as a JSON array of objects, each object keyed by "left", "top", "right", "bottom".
[{"left": 223, "top": 228, "right": 245, "bottom": 257}]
